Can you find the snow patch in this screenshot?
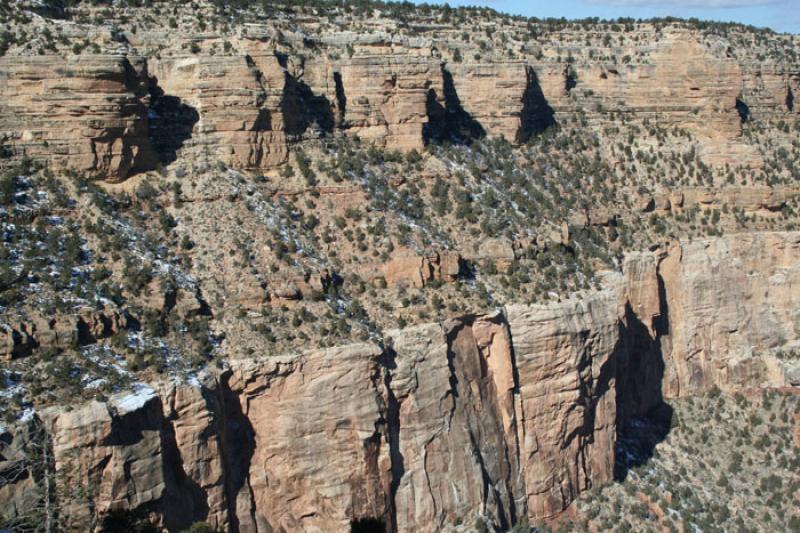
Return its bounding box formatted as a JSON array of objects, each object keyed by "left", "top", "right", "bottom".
[{"left": 111, "top": 384, "right": 157, "bottom": 414}]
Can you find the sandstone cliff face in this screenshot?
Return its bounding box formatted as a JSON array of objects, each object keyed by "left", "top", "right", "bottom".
[
  {"left": 507, "top": 286, "right": 621, "bottom": 518},
  {"left": 0, "top": 55, "right": 154, "bottom": 181},
  {"left": 564, "top": 31, "right": 742, "bottom": 137},
  {"left": 335, "top": 55, "right": 441, "bottom": 151},
  {"left": 2, "top": 306, "right": 126, "bottom": 360},
  {"left": 148, "top": 53, "right": 288, "bottom": 170},
  {"left": 444, "top": 62, "right": 532, "bottom": 143},
  {"left": 4, "top": 233, "right": 800, "bottom": 531},
  {"left": 6, "top": 25, "right": 797, "bottom": 180},
  {"left": 387, "top": 313, "right": 524, "bottom": 531},
  {"left": 658, "top": 233, "right": 800, "bottom": 395},
  {"left": 223, "top": 344, "right": 389, "bottom": 533},
  {"left": 0, "top": 303, "right": 625, "bottom": 531},
  {"left": 532, "top": 28, "right": 770, "bottom": 167},
  {"left": 622, "top": 232, "right": 800, "bottom": 413},
  {"left": 741, "top": 65, "right": 800, "bottom": 118},
  {"left": 41, "top": 381, "right": 225, "bottom": 532}
]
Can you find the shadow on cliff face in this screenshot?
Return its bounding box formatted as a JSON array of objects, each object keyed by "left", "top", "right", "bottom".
[
  {"left": 145, "top": 78, "right": 199, "bottom": 167},
  {"left": 282, "top": 73, "right": 336, "bottom": 138},
  {"left": 102, "top": 396, "right": 211, "bottom": 530},
  {"left": 442, "top": 317, "right": 518, "bottom": 531},
  {"left": 424, "top": 68, "right": 486, "bottom": 145},
  {"left": 517, "top": 67, "right": 557, "bottom": 144},
  {"left": 380, "top": 347, "right": 405, "bottom": 533},
  {"left": 736, "top": 98, "right": 751, "bottom": 123},
  {"left": 159, "top": 421, "right": 211, "bottom": 530},
  {"left": 614, "top": 274, "right": 673, "bottom": 481},
  {"left": 351, "top": 517, "right": 386, "bottom": 533},
  {"left": 218, "top": 373, "right": 256, "bottom": 533}
]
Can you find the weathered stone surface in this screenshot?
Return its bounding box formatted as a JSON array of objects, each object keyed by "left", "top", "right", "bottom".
[
  {"left": 507, "top": 284, "right": 622, "bottom": 518},
  {"left": 336, "top": 55, "right": 441, "bottom": 151},
  {"left": 44, "top": 389, "right": 167, "bottom": 530},
  {"left": 149, "top": 54, "right": 288, "bottom": 170},
  {"left": 387, "top": 312, "right": 524, "bottom": 530},
  {"left": 0, "top": 422, "right": 41, "bottom": 526},
  {"left": 535, "top": 29, "right": 760, "bottom": 167},
  {"left": 379, "top": 250, "right": 463, "bottom": 288},
  {"left": 646, "top": 186, "right": 800, "bottom": 217},
  {"left": 446, "top": 62, "right": 531, "bottom": 143},
  {"left": 5, "top": 26, "right": 798, "bottom": 179},
  {"left": 624, "top": 232, "right": 800, "bottom": 401},
  {"left": 225, "top": 344, "right": 390, "bottom": 532},
  {"left": 463, "top": 238, "right": 516, "bottom": 273},
  {"left": 0, "top": 55, "right": 154, "bottom": 181},
  {"left": 1, "top": 307, "right": 125, "bottom": 360}
]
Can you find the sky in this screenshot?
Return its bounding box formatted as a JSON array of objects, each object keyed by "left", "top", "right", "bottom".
[{"left": 409, "top": 0, "right": 800, "bottom": 34}]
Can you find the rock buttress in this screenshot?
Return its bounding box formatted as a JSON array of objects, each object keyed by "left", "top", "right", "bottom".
[
  {"left": 624, "top": 232, "right": 800, "bottom": 401},
  {"left": 506, "top": 284, "right": 622, "bottom": 518},
  {"left": 386, "top": 311, "right": 524, "bottom": 531},
  {"left": 224, "top": 344, "right": 390, "bottom": 532}
]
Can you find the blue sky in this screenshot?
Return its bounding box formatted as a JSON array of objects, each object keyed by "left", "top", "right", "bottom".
[{"left": 409, "top": 0, "right": 799, "bottom": 34}]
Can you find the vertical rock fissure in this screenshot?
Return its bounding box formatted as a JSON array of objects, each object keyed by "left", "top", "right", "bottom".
[
  {"left": 216, "top": 373, "right": 256, "bottom": 533},
  {"left": 615, "top": 253, "right": 674, "bottom": 481},
  {"left": 443, "top": 321, "right": 463, "bottom": 431},
  {"left": 468, "top": 427, "right": 510, "bottom": 531},
  {"left": 380, "top": 347, "right": 404, "bottom": 533},
  {"left": 500, "top": 306, "right": 527, "bottom": 521}
]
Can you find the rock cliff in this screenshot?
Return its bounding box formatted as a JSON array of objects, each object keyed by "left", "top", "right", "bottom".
[
  {"left": 624, "top": 232, "right": 800, "bottom": 405},
  {"left": 0, "top": 55, "right": 155, "bottom": 182},
  {"left": 2, "top": 19, "right": 798, "bottom": 180},
  {"left": 2, "top": 232, "right": 797, "bottom": 531},
  {"left": 1, "top": 3, "right": 800, "bottom": 532}
]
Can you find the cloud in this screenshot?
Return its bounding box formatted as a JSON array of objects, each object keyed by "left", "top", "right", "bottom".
[{"left": 586, "top": 0, "right": 784, "bottom": 7}]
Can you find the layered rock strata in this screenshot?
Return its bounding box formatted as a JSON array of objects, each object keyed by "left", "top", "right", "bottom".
[
  {"left": 4, "top": 27, "right": 799, "bottom": 180},
  {"left": 630, "top": 232, "right": 800, "bottom": 400},
  {"left": 0, "top": 55, "right": 154, "bottom": 181},
  {"left": 2, "top": 234, "right": 799, "bottom": 531}
]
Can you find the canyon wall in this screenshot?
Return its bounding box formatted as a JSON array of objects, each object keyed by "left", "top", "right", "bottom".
[
  {"left": 0, "top": 55, "right": 155, "bottom": 182},
  {"left": 506, "top": 288, "right": 621, "bottom": 519},
  {"left": 2, "top": 29, "right": 798, "bottom": 180},
  {"left": 2, "top": 232, "right": 797, "bottom": 531},
  {"left": 0, "top": 300, "right": 623, "bottom": 532},
  {"left": 626, "top": 232, "right": 800, "bottom": 402}
]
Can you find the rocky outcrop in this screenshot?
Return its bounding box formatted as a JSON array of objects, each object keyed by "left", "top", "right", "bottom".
[
  {"left": 648, "top": 186, "right": 800, "bottom": 214},
  {"left": 534, "top": 29, "right": 761, "bottom": 167},
  {"left": 623, "top": 232, "right": 800, "bottom": 409},
  {"left": 6, "top": 25, "right": 799, "bottom": 179},
  {"left": 0, "top": 55, "right": 155, "bottom": 181},
  {"left": 148, "top": 53, "right": 286, "bottom": 170},
  {"left": 1, "top": 306, "right": 126, "bottom": 359},
  {"left": 223, "top": 344, "right": 389, "bottom": 532},
  {"left": 0, "top": 305, "right": 622, "bottom": 531},
  {"left": 387, "top": 313, "right": 524, "bottom": 531},
  {"left": 507, "top": 285, "right": 621, "bottom": 518},
  {"left": 378, "top": 251, "right": 462, "bottom": 288},
  {"left": 40, "top": 381, "right": 224, "bottom": 532},
  {"left": 741, "top": 66, "right": 800, "bottom": 118},
  {"left": 335, "top": 55, "right": 441, "bottom": 151},
  {"left": 445, "top": 62, "right": 531, "bottom": 142}
]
